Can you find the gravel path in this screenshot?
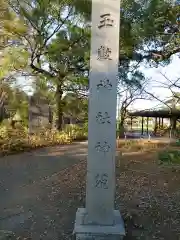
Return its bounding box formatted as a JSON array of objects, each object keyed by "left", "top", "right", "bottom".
[{"left": 0, "top": 142, "right": 88, "bottom": 239}]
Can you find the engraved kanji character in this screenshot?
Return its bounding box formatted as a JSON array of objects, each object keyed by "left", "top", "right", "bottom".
[
  {"left": 98, "top": 13, "right": 114, "bottom": 29},
  {"left": 97, "top": 46, "right": 112, "bottom": 60},
  {"left": 95, "top": 173, "right": 108, "bottom": 189}
]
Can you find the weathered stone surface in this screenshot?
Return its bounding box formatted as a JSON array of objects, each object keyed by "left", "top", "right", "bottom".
[
  {"left": 85, "top": 0, "right": 122, "bottom": 226},
  {"left": 74, "top": 208, "right": 125, "bottom": 240},
  {"left": 76, "top": 234, "right": 123, "bottom": 240},
  {"left": 74, "top": 0, "right": 125, "bottom": 238},
  {"left": 0, "top": 230, "right": 14, "bottom": 240},
  {"left": 28, "top": 96, "right": 52, "bottom": 133}
]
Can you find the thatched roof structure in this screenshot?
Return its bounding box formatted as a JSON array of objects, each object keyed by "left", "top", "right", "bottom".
[{"left": 128, "top": 109, "right": 180, "bottom": 118}]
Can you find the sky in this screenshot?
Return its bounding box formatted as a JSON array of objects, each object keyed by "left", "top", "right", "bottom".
[{"left": 130, "top": 54, "right": 180, "bottom": 111}]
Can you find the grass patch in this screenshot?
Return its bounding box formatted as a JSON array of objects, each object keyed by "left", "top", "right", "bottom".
[
  {"left": 117, "top": 139, "right": 168, "bottom": 153},
  {"left": 158, "top": 149, "right": 180, "bottom": 165},
  {"left": 64, "top": 123, "right": 88, "bottom": 141}
]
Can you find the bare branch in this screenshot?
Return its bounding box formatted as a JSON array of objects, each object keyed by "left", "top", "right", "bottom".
[
  {"left": 143, "top": 89, "right": 171, "bottom": 109},
  {"left": 30, "top": 63, "right": 55, "bottom": 78}
]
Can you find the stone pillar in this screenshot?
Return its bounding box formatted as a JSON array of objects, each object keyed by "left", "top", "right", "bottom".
[{"left": 73, "top": 0, "right": 125, "bottom": 239}]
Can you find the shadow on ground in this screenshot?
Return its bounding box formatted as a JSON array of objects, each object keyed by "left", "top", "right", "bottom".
[
  {"left": 0, "top": 142, "right": 88, "bottom": 240},
  {"left": 1, "top": 140, "right": 180, "bottom": 239}
]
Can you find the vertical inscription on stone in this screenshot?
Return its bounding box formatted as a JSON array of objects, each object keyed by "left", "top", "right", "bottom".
[{"left": 74, "top": 0, "right": 125, "bottom": 238}]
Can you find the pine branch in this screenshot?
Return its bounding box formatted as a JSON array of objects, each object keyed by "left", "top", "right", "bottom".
[{"left": 30, "top": 63, "right": 55, "bottom": 78}]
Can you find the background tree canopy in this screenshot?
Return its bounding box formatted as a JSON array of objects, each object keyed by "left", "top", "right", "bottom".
[{"left": 0, "top": 0, "right": 179, "bottom": 129}]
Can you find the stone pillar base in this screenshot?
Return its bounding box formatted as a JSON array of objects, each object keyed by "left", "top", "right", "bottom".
[{"left": 73, "top": 208, "right": 125, "bottom": 240}]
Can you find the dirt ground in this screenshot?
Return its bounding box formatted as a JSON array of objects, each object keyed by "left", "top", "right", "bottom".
[
  {"left": 0, "top": 140, "right": 180, "bottom": 239},
  {"left": 117, "top": 150, "right": 180, "bottom": 239}
]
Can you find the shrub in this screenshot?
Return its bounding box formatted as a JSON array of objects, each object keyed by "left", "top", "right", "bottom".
[
  {"left": 64, "top": 123, "right": 88, "bottom": 141},
  {"left": 0, "top": 123, "right": 89, "bottom": 156},
  {"left": 0, "top": 126, "right": 72, "bottom": 156},
  {"left": 158, "top": 150, "right": 180, "bottom": 164},
  {"left": 175, "top": 139, "right": 180, "bottom": 146}
]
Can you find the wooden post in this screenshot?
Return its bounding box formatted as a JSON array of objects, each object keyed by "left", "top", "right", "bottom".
[
  {"left": 159, "top": 117, "right": 161, "bottom": 128},
  {"left": 154, "top": 117, "right": 157, "bottom": 135},
  {"left": 130, "top": 116, "right": 133, "bottom": 131},
  {"left": 147, "top": 117, "right": 149, "bottom": 134},
  {"left": 141, "top": 117, "right": 144, "bottom": 135},
  {"left": 161, "top": 118, "right": 164, "bottom": 127}
]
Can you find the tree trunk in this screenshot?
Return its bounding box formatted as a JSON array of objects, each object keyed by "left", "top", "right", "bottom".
[
  {"left": 56, "top": 84, "right": 64, "bottom": 131},
  {"left": 119, "top": 108, "right": 126, "bottom": 138},
  {"left": 170, "top": 116, "right": 177, "bottom": 137},
  {"left": 172, "top": 117, "right": 177, "bottom": 130},
  {"left": 154, "top": 117, "right": 158, "bottom": 136}
]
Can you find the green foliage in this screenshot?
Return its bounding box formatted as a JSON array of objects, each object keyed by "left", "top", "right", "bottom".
[
  {"left": 2, "top": 0, "right": 179, "bottom": 131},
  {"left": 118, "top": 64, "right": 145, "bottom": 91},
  {"left": 6, "top": 87, "right": 29, "bottom": 123},
  {"left": 158, "top": 150, "right": 180, "bottom": 165},
  {"left": 32, "top": 76, "right": 56, "bottom": 105},
  {"left": 175, "top": 139, "right": 180, "bottom": 146},
  {"left": 8, "top": 0, "right": 91, "bottom": 129},
  {"left": 0, "top": 125, "right": 71, "bottom": 156},
  {"left": 63, "top": 92, "right": 88, "bottom": 122},
  {"left": 0, "top": 47, "right": 29, "bottom": 80},
  {"left": 1, "top": 47, "right": 29, "bottom": 72},
  {"left": 47, "top": 23, "right": 90, "bottom": 79},
  {"left": 64, "top": 123, "right": 88, "bottom": 141},
  {"left": 0, "top": 123, "right": 88, "bottom": 156},
  {"left": 120, "top": 0, "right": 179, "bottom": 61},
  {"left": 8, "top": 0, "right": 180, "bottom": 69},
  {"left": 0, "top": 0, "right": 27, "bottom": 49},
  {"left": 0, "top": 0, "right": 28, "bottom": 77}
]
